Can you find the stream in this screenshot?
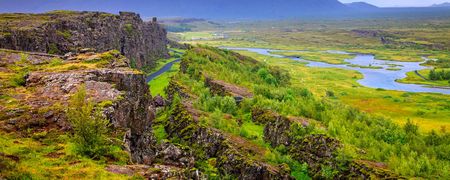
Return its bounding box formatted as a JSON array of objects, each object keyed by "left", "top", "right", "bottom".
[{"left": 225, "top": 47, "right": 450, "bottom": 95}]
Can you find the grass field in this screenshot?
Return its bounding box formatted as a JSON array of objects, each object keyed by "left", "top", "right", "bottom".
[
  {"left": 397, "top": 68, "right": 450, "bottom": 87},
  {"left": 270, "top": 51, "right": 355, "bottom": 64},
  {"left": 174, "top": 31, "right": 224, "bottom": 41}
]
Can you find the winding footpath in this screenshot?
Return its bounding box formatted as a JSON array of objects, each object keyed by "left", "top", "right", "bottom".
[
  {"left": 146, "top": 50, "right": 184, "bottom": 83},
  {"left": 145, "top": 58, "right": 181, "bottom": 83}
]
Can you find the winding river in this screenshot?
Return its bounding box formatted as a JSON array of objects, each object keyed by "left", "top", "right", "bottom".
[{"left": 225, "top": 47, "right": 450, "bottom": 95}]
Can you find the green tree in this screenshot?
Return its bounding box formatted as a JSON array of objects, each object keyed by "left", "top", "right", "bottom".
[{"left": 67, "top": 85, "right": 110, "bottom": 158}]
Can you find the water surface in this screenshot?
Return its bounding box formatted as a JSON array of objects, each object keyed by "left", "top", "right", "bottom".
[{"left": 225, "top": 47, "right": 450, "bottom": 95}]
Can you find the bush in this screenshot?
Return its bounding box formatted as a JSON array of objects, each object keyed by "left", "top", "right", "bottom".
[
  {"left": 200, "top": 95, "right": 238, "bottom": 115},
  {"left": 49, "top": 58, "right": 64, "bottom": 67},
  {"left": 67, "top": 85, "right": 111, "bottom": 159},
  {"left": 47, "top": 43, "right": 60, "bottom": 54},
  {"left": 9, "top": 73, "right": 26, "bottom": 87}
]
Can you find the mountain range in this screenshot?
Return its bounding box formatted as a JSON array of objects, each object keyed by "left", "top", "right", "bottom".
[
  {"left": 432, "top": 2, "right": 450, "bottom": 7},
  {"left": 0, "top": 0, "right": 450, "bottom": 19}
]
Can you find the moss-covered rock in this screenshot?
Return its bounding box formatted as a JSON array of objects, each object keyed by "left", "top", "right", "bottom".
[{"left": 165, "top": 100, "right": 293, "bottom": 179}]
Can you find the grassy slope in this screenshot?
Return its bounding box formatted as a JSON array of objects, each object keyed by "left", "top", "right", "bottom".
[
  {"left": 172, "top": 19, "right": 450, "bottom": 132},
  {"left": 167, "top": 46, "right": 450, "bottom": 178}
]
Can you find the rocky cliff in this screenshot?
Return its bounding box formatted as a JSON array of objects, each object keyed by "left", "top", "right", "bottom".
[
  {"left": 0, "top": 49, "right": 156, "bottom": 164},
  {"left": 0, "top": 11, "right": 169, "bottom": 69}
]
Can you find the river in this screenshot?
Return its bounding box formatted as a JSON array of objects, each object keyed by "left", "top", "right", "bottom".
[{"left": 225, "top": 47, "right": 450, "bottom": 95}]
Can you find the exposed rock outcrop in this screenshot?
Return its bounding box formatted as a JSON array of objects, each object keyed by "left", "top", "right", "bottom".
[
  {"left": 0, "top": 11, "right": 169, "bottom": 69},
  {"left": 165, "top": 100, "right": 293, "bottom": 179},
  {"left": 205, "top": 76, "right": 253, "bottom": 98},
  {"left": 105, "top": 164, "right": 200, "bottom": 179},
  {"left": 0, "top": 49, "right": 157, "bottom": 164},
  {"left": 27, "top": 68, "right": 157, "bottom": 164},
  {"left": 251, "top": 108, "right": 401, "bottom": 179}
]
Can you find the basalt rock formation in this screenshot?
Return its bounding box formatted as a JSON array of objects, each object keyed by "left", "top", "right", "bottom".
[
  {"left": 0, "top": 11, "right": 169, "bottom": 69},
  {"left": 165, "top": 100, "right": 293, "bottom": 179},
  {"left": 251, "top": 108, "right": 401, "bottom": 179},
  {"left": 0, "top": 49, "right": 157, "bottom": 164}
]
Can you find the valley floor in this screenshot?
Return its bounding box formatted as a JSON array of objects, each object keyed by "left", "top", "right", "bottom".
[{"left": 171, "top": 23, "right": 450, "bottom": 132}]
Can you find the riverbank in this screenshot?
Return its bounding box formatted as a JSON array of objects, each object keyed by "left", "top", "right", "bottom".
[
  {"left": 397, "top": 69, "right": 450, "bottom": 88},
  {"left": 231, "top": 49, "right": 450, "bottom": 132},
  {"left": 226, "top": 47, "right": 450, "bottom": 95}
]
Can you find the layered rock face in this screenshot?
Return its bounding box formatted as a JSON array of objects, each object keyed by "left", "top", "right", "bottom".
[{"left": 0, "top": 11, "right": 169, "bottom": 68}]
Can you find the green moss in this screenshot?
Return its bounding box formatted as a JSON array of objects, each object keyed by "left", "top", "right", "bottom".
[
  {"left": 9, "top": 71, "right": 27, "bottom": 87},
  {"left": 97, "top": 100, "right": 114, "bottom": 108},
  {"left": 47, "top": 43, "right": 60, "bottom": 55},
  {"left": 124, "top": 23, "right": 134, "bottom": 34},
  {"left": 56, "top": 30, "right": 72, "bottom": 40},
  {"left": 49, "top": 57, "right": 64, "bottom": 67}
]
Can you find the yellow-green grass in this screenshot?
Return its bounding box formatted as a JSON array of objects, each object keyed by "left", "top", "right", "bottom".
[
  {"left": 347, "top": 64, "right": 383, "bottom": 69},
  {"left": 270, "top": 51, "right": 355, "bottom": 64},
  {"left": 148, "top": 63, "right": 180, "bottom": 97},
  {"left": 345, "top": 48, "right": 426, "bottom": 62},
  {"left": 186, "top": 39, "right": 436, "bottom": 63},
  {"left": 236, "top": 50, "right": 450, "bottom": 132},
  {"left": 397, "top": 68, "right": 450, "bottom": 87},
  {"left": 175, "top": 31, "right": 218, "bottom": 41},
  {"left": 0, "top": 132, "right": 130, "bottom": 179}
]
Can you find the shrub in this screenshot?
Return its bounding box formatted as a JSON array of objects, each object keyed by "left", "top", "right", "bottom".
[
  {"left": 67, "top": 85, "right": 110, "bottom": 159},
  {"left": 404, "top": 119, "right": 419, "bottom": 135},
  {"left": 56, "top": 30, "right": 72, "bottom": 40},
  {"left": 130, "top": 58, "right": 137, "bottom": 69},
  {"left": 326, "top": 90, "right": 335, "bottom": 98},
  {"left": 47, "top": 43, "right": 60, "bottom": 54},
  {"left": 9, "top": 72, "right": 27, "bottom": 87},
  {"left": 49, "top": 58, "right": 63, "bottom": 67},
  {"left": 124, "top": 23, "right": 134, "bottom": 34},
  {"left": 200, "top": 95, "right": 238, "bottom": 115}
]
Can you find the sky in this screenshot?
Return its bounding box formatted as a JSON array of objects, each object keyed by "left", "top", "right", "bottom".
[{"left": 339, "top": 0, "right": 449, "bottom": 7}]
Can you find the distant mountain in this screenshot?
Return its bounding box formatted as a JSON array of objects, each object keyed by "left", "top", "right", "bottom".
[
  {"left": 0, "top": 0, "right": 450, "bottom": 20},
  {"left": 0, "top": 0, "right": 352, "bottom": 19},
  {"left": 345, "top": 2, "right": 379, "bottom": 10},
  {"left": 431, "top": 2, "right": 450, "bottom": 7}
]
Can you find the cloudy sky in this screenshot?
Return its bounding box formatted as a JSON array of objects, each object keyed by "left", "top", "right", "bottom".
[{"left": 340, "top": 0, "right": 449, "bottom": 7}]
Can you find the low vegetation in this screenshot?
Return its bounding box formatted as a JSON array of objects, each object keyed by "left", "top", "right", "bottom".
[
  {"left": 151, "top": 46, "right": 450, "bottom": 178},
  {"left": 67, "top": 85, "right": 111, "bottom": 159}
]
